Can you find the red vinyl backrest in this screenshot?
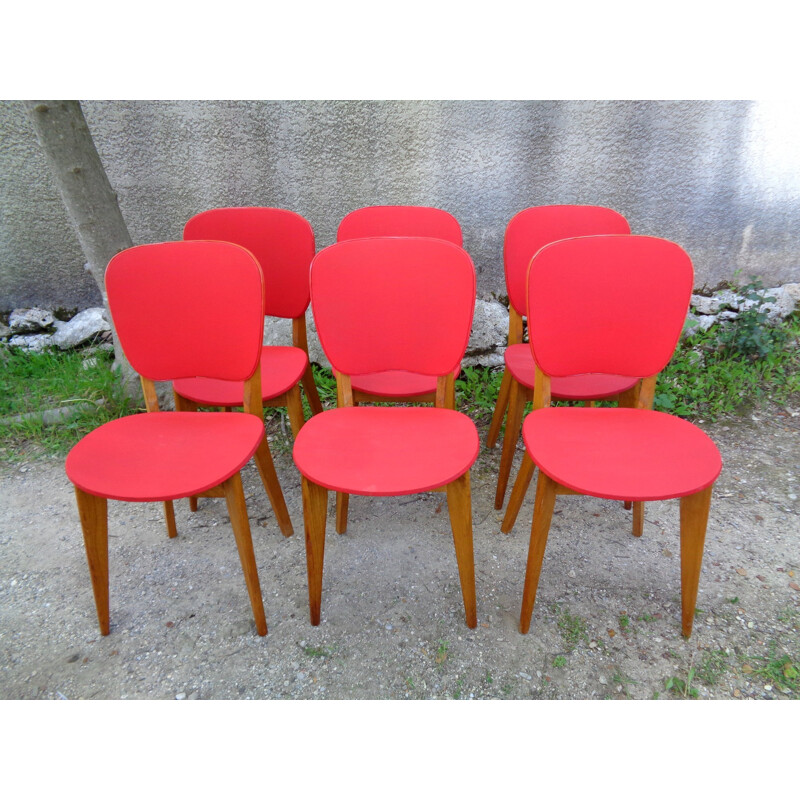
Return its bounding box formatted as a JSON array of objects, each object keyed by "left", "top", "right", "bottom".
[
  {"left": 528, "top": 235, "right": 694, "bottom": 378},
  {"left": 337, "top": 205, "right": 463, "bottom": 246},
  {"left": 505, "top": 205, "right": 630, "bottom": 316},
  {"left": 311, "top": 237, "right": 476, "bottom": 376},
  {"left": 183, "top": 207, "right": 315, "bottom": 319},
  {"left": 105, "top": 241, "right": 265, "bottom": 382}
]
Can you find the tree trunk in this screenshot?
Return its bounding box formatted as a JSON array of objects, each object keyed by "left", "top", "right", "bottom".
[{"left": 23, "top": 100, "right": 137, "bottom": 394}]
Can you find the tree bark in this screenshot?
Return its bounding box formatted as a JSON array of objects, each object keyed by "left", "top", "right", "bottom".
[{"left": 23, "top": 100, "right": 137, "bottom": 394}]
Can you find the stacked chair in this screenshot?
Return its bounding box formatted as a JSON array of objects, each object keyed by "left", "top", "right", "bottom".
[{"left": 67, "top": 203, "right": 721, "bottom": 640}]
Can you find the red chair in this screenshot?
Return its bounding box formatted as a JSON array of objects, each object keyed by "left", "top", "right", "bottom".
[
  {"left": 65, "top": 241, "right": 291, "bottom": 637},
  {"left": 486, "top": 206, "right": 638, "bottom": 515},
  {"left": 512, "top": 234, "right": 722, "bottom": 637},
  {"left": 332, "top": 205, "right": 464, "bottom": 533},
  {"left": 175, "top": 208, "right": 323, "bottom": 440},
  {"left": 293, "top": 236, "right": 479, "bottom": 628}
]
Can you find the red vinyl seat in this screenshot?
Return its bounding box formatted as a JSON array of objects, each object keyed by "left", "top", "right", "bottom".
[
  {"left": 294, "top": 406, "right": 479, "bottom": 495},
  {"left": 504, "top": 344, "right": 637, "bottom": 400},
  {"left": 293, "top": 236, "right": 479, "bottom": 628}
]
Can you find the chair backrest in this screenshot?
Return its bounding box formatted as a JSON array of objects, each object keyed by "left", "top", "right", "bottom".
[
  {"left": 311, "top": 237, "right": 475, "bottom": 377},
  {"left": 528, "top": 235, "right": 694, "bottom": 378},
  {"left": 183, "top": 207, "right": 315, "bottom": 319},
  {"left": 106, "top": 241, "right": 265, "bottom": 382},
  {"left": 337, "top": 205, "right": 463, "bottom": 246},
  {"left": 505, "top": 205, "right": 630, "bottom": 316}
]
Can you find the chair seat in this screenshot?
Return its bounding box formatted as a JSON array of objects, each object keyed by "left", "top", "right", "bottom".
[
  {"left": 524, "top": 407, "right": 722, "bottom": 501},
  {"left": 505, "top": 344, "right": 639, "bottom": 399},
  {"left": 66, "top": 412, "right": 265, "bottom": 502},
  {"left": 173, "top": 346, "right": 308, "bottom": 407},
  {"left": 293, "top": 406, "right": 479, "bottom": 495},
  {"left": 348, "top": 369, "right": 438, "bottom": 398}
]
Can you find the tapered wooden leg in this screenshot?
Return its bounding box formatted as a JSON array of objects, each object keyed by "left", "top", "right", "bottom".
[
  {"left": 286, "top": 384, "right": 305, "bottom": 437},
  {"left": 520, "top": 472, "right": 557, "bottom": 634},
  {"left": 302, "top": 477, "right": 328, "bottom": 626},
  {"left": 74, "top": 487, "right": 110, "bottom": 635},
  {"left": 632, "top": 501, "right": 644, "bottom": 537},
  {"left": 495, "top": 378, "right": 526, "bottom": 510},
  {"left": 679, "top": 485, "right": 713, "bottom": 637},
  {"left": 163, "top": 500, "right": 178, "bottom": 538},
  {"left": 446, "top": 473, "right": 477, "bottom": 628},
  {"left": 252, "top": 438, "right": 293, "bottom": 537},
  {"left": 486, "top": 368, "right": 512, "bottom": 449},
  {"left": 302, "top": 364, "right": 324, "bottom": 416},
  {"left": 624, "top": 501, "right": 632, "bottom": 510},
  {"left": 189, "top": 497, "right": 199, "bottom": 512},
  {"left": 222, "top": 472, "right": 267, "bottom": 636},
  {"left": 501, "top": 451, "right": 535, "bottom": 533},
  {"left": 335, "top": 492, "right": 349, "bottom": 534}
]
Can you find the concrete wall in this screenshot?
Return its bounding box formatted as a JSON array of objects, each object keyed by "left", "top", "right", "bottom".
[{"left": 2, "top": 99, "right": 799, "bottom": 312}]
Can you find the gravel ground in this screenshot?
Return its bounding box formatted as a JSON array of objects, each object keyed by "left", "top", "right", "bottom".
[{"left": 0, "top": 407, "right": 798, "bottom": 702}]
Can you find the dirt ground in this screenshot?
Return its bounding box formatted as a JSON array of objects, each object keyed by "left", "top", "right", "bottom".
[{"left": 1, "top": 407, "right": 798, "bottom": 701}]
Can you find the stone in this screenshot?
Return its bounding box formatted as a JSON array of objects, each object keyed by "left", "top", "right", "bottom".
[
  {"left": 690, "top": 294, "right": 725, "bottom": 315},
  {"left": 463, "top": 299, "right": 508, "bottom": 367},
  {"left": 759, "top": 286, "right": 796, "bottom": 322},
  {"left": 52, "top": 307, "right": 110, "bottom": 350},
  {"left": 8, "top": 333, "right": 55, "bottom": 352},
  {"left": 0, "top": 322, "right": 11, "bottom": 339},
  {"left": 9, "top": 307, "right": 56, "bottom": 334}
]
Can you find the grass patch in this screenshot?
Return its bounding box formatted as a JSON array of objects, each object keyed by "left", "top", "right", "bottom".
[
  {"left": 0, "top": 347, "right": 137, "bottom": 459},
  {"left": 696, "top": 649, "right": 730, "bottom": 686},
  {"left": 748, "top": 642, "right": 799, "bottom": 693},
  {"left": 555, "top": 605, "right": 588, "bottom": 650}
]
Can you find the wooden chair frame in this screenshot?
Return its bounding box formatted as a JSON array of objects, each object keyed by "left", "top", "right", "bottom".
[
  {"left": 510, "top": 368, "right": 712, "bottom": 638},
  {"left": 303, "top": 372, "right": 476, "bottom": 628},
  {"left": 77, "top": 364, "right": 290, "bottom": 638}
]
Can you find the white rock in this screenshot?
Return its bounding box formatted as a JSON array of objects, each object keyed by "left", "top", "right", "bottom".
[
  {"left": 9, "top": 308, "right": 55, "bottom": 334},
  {"left": 8, "top": 333, "right": 55, "bottom": 352},
  {"left": 463, "top": 299, "right": 508, "bottom": 367},
  {"left": 52, "top": 307, "right": 110, "bottom": 350}
]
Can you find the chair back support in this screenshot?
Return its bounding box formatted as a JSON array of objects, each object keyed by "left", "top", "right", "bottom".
[
  {"left": 337, "top": 205, "right": 463, "bottom": 246},
  {"left": 184, "top": 207, "right": 315, "bottom": 319},
  {"left": 311, "top": 237, "right": 475, "bottom": 377},
  {"left": 106, "top": 241, "right": 265, "bottom": 382},
  {"left": 505, "top": 205, "right": 630, "bottom": 316},
  {"left": 528, "top": 234, "right": 693, "bottom": 378}
]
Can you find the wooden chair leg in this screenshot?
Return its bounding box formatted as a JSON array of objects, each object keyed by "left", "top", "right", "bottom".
[
  {"left": 632, "top": 501, "right": 644, "bottom": 537},
  {"left": 74, "top": 487, "right": 110, "bottom": 635},
  {"left": 302, "top": 477, "right": 329, "bottom": 626},
  {"left": 335, "top": 492, "right": 349, "bottom": 534},
  {"left": 189, "top": 497, "right": 199, "bottom": 512},
  {"left": 252, "top": 438, "right": 294, "bottom": 538},
  {"left": 520, "top": 472, "right": 557, "bottom": 634},
  {"left": 163, "top": 500, "right": 178, "bottom": 538},
  {"left": 222, "top": 472, "right": 267, "bottom": 636},
  {"left": 624, "top": 501, "right": 632, "bottom": 510},
  {"left": 679, "top": 485, "right": 713, "bottom": 637},
  {"left": 486, "top": 368, "right": 512, "bottom": 449},
  {"left": 494, "top": 378, "right": 526, "bottom": 510},
  {"left": 446, "top": 473, "right": 477, "bottom": 628},
  {"left": 286, "top": 384, "right": 305, "bottom": 437},
  {"left": 501, "top": 450, "right": 535, "bottom": 533},
  {"left": 301, "top": 363, "right": 324, "bottom": 415}
]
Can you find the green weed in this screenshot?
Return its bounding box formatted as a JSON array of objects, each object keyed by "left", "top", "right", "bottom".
[
  {"left": 619, "top": 614, "right": 630, "bottom": 630},
  {"left": 665, "top": 667, "right": 699, "bottom": 699},
  {"left": 552, "top": 656, "right": 567, "bottom": 668},
  {"left": 302, "top": 645, "right": 331, "bottom": 658},
  {"left": 748, "top": 642, "right": 799, "bottom": 693},
  {"left": 556, "top": 607, "right": 588, "bottom": 650},
  {"left": 696, "top": 649, "right": 729, "bottom": 686}
]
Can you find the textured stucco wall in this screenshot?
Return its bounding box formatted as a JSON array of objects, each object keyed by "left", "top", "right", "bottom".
[{"left": 2, "top": 99, "right": 799, "bottom": 312}]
